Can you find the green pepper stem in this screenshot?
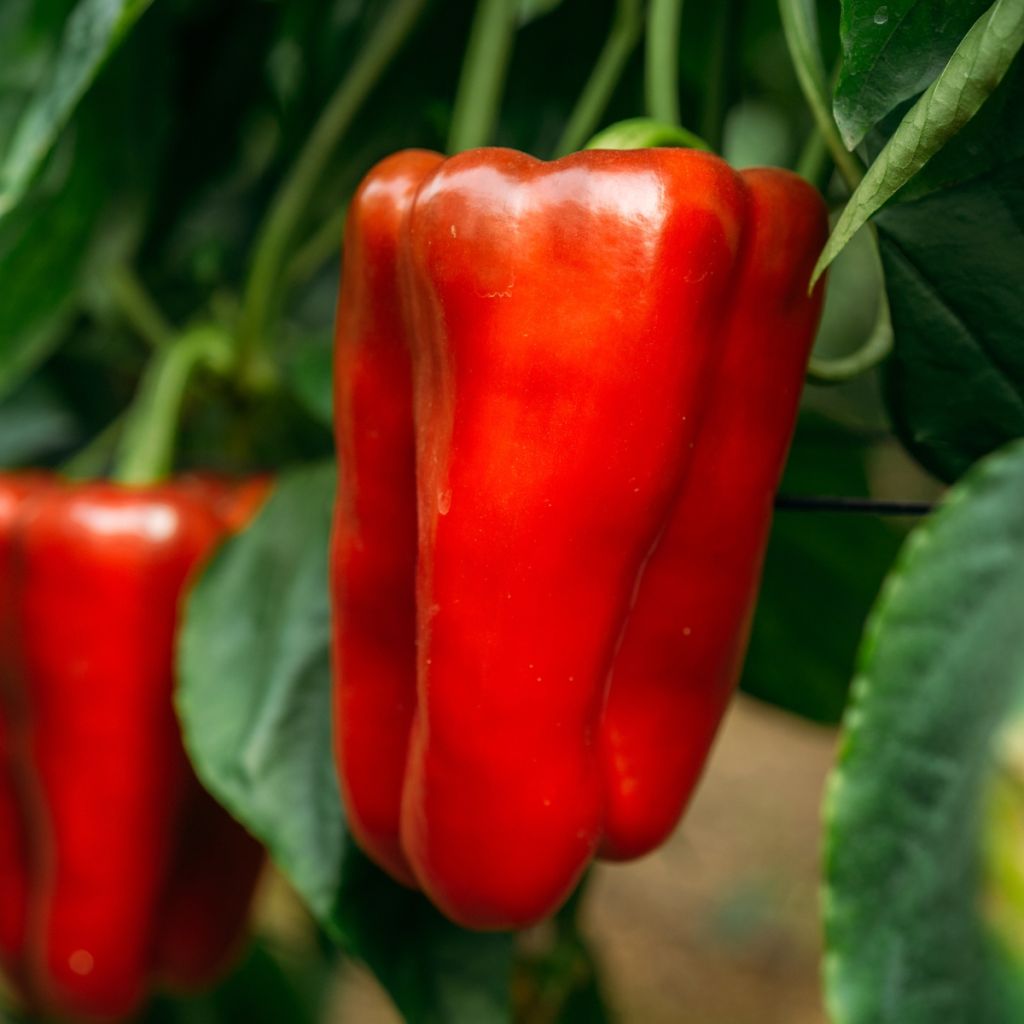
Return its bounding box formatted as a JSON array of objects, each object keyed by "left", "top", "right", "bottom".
[
  {"left": 585, "top": 117, "right": 710, "bottom": 152},
  {"left": 646, "top": 0, "right": 684, "bottom": 125},
  {"left": 113, "top": 326, "right": 232, "bottom": 486},
  {"left": 237, "top": 0, "right": 427, "bottom": 387},
  {"left": 554, "top": 0, "right": 643, "bottom": 157},
  {"left": 448, "top": 0, "right": 520, "bottom": 152}
]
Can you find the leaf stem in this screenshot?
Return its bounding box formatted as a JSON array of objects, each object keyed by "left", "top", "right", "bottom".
[
  {"left": 554, "top": 0, "right": 643, "bottom": 156},
  {"left": 646, "top": 0, "right": 685, "bottom": 125},
  {"left": 448, "top": 0, "right": 520, "bottom": 152},
  {"left": 778, "top": 0, "right": 863, "bottom": 192},
  {"left": 237, "top": 0, "right": 428, "bottom": 386}
]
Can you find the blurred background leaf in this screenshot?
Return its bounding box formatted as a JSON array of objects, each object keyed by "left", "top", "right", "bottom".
[
  {"left": 178, "top": 465, "right": 514, "bottom": 1023},
  {"left": 0, "top": 0, "right": 155, "bottom": 216}
]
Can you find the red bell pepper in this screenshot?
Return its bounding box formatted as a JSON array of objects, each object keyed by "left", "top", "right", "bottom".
[
  {"left": 0, "top": 476, "right": 268, "bottom": 1019},
  {"left": 332, "top": 147, "right": 827, "bottom": 929}
]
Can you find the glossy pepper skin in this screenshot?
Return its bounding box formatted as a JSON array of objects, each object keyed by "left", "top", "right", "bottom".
[
  {"left": 331, "top": 147, "right": 827, "bottom": 930},
  {"left": 0, "top": 476, "right": 268, "bottom": 1019}
]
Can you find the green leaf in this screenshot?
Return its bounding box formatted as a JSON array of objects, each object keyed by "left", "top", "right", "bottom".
[
  {"left": 0, "top": 378, "right": 78, "bottom": 466},
  {"left": 824, "top": 439, "right": 1024, "bottom": 1023},
  {"left": 814, "top": 0, "right": 1024, "bottom": 281},
  {"left": 0, "top": 0, "right": 154, "bottom": 218},
  {"left": 741, "top": 414, "right": 904, "bottom": 723},
  {"left": 878, "top": 154, "right": 1024, "bottom": 483},
  {"left": 0, "top": 25, "right": 170, "bottom": 400},
  {"left": 143, "top": 940, "right": 323, "bottom": 1024},
  {"left": 834, "top": 0, "right": 991, "bottom": 149},
  {"left": 285, "top": 338, "right": 333, "bottom": 427},
  {"left": 177, "top": 465, "right": 514, "bottom": 1023}
]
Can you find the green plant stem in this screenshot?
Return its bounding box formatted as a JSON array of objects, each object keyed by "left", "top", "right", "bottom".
[
  {"left": 700, "top": 0, "right": 742, "bottom": 151},
  {"left": 778, "top": 0, "right": 863, "bottom": 192},
  {"left": 285, "top": 203, "right": 349, "bottom": 289},
  {"left": 113, "top": 326, "right": 232, "bottom": 486},
  {"left": 646, "top": 0, "right": 684, "bottom": 125},
  {"left": 807, "top": 231, "right": 893, "bottom": 383},
  {"left": 554, "top": 0, "right": 643, "bottom": 156},
  {"left": 237, "top": 0, "right": 427, "bottom": 387},
  {"left": 448, "top": 0, "right": 519, "bottom": 152},
  {"left": 61, "top": 416, "right": 124, "bottom": 480},
  {"left": 109, "top": 265, "right": 173, "bottom": 349},
  {"left": 795, "top": 127, "right": 832, "bottom": 190}
]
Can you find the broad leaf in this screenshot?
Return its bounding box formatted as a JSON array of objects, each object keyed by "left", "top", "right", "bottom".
[
  {"left": 879, "top": 158, "right": 1024, "bottom": 482},
  {"left": 815, "top": 0, "right": 1024, "bottom": 280},
  {"left": 0, "top": 0, "right": 154, "bottom": 217},
  {"left": 177, "top": 465, "right": 514, "bottom": 1023},
  {"left": 0, "top": 28, "right": 169, "bottom": 400},
  {"left": 825, "top": 439, "right": 1024, "bottom": 1023},
  {"left": 0, "top": 379, "right": 78, "bottom": 467},
  {"left": 835, "top": 0, "right": 990, "bottom": 149}
]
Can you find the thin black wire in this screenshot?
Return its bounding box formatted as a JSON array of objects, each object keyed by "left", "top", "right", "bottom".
[{"left": 774, "top": 494, "right": 936, "bottom": 516}]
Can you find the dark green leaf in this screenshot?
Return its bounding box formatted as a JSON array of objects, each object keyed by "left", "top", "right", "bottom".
[
  {"left": 178, "top": 463, "right": 342, "bottom": 923},
  {"left": 741, "top": 414, "right": 904, "bottom": 723},
  {"left": 285, "top": 338, "right": 333, "bottom": 427},
  {"left": 0, "top": 25, "right": 170, "bottom": 400},
  {"left": 0, "top": 0, "right": 154, "bottom": 217},
  {"left": 141, "top": 940, "right": 324, "bottom": 1024},
  {"left": 824, "top": 439, "right": 1024, "bottom": 1023},
  {"left": 879, "top": 155, "right": 1024, "bottom": 482},
  {"left": 834, "top": 0, "right": 991, "bottom": 149},
  {"left": 815, "top": 0, "right": 1024, "bottom": 280},
  {"left": 178, "top": 465, "right": 514, "bottom": 1024}
]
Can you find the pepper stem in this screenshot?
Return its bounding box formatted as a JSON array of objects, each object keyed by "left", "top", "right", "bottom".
[
  {"left": 112, "top": 326, "right": 232, "bottom": 487},
  {"left": 585, "top": 117, "right": 710, "bottom": 152}
]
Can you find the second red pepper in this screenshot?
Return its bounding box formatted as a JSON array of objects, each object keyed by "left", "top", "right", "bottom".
[{"left": 0, "top": 476, "right": 268, "bottom": 1019}]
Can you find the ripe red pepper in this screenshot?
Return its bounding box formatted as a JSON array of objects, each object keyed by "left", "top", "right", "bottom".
[
  {"left": 0, "top": 475, "right": 268, "bottom": 1019},
  {"left": 332, "top": 148, "right": 827, "bottom": 929}
]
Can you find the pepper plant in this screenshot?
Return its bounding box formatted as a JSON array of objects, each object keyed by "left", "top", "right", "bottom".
[{"left": 0, "top": 0, "right": 1022, "bottom": 1022}]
